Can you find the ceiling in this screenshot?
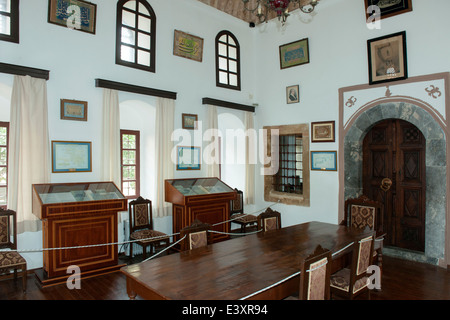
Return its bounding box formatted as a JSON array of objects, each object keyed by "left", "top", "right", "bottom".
[{"left": 196, "top": 0, "right": 315, "bottom": 24}]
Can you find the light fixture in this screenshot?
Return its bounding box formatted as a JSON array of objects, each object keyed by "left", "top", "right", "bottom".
[{"left": 242, "top": 0, "right": 319, "bottom": 25}]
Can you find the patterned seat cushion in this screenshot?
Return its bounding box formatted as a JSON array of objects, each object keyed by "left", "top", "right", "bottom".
[
  {"left": 233, "top": 213, "right": 257, "bottom": 224},
  {"left": 330, "top": 268, "right": 368, "bottom": 294},
  {"left": 0, "top": 251, "right": 26, "bottom": 268},
  {"left": 130, "top": 229, "right": 168, "bottom": 243}
]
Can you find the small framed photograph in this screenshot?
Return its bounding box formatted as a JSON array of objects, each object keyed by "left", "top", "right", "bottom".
[
  {"left": 286, "top": 85, "right": 299, "bottom": 104},
  {"left": 52, "top": 141, "right": 92, "bottom": 173},
  {"left": 48, "top": 0, "right": 97, "bottom": 34},
  {"left": 365, "top": 0, "right": 412, "bottom": 21},
  {"left": 60, "top": 99, "right": 88, "bottom": 121},
  {"left": 311, "top": 151, "right": 337, "bottom": 171},
  {"left": 177, "top": 146, "right": 201, "bottom": 170},
  {"left": 182, "top": 113, "right": 198, "bottom": 130},
  {"left": 173, "top": 30, "right": 204, "bottom": 62},
  {"left": 367, "top": 31, "right": 407, "bottom": 85},
  {"left": 279, "top": 38, "right": 309, "bottom": 69},
  {"left": 311, "top": 121, "right": 335, "bottom": 143}
]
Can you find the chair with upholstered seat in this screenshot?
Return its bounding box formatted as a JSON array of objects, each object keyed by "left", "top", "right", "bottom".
[
  {"left": 257, "top": 207, "right": 281, "bottom": 232},
  {"left": 230, "top": 189, "right": 257, "bottom": 233},
  {"left": 179, "top": 220, "right": 212, "bottom": 251},
  {"left": 330, "top": 233, "right": 375, "bottom": 300},
  {"left": 128, "top": 196, "right": 170, "bottom": 260},
  {"left": 0, "top": 208, "right": 27, "bottom": 292},
  {"left": 341, "top": 194, "right": 385, "bottom": 279},
  {"left": 286, "top": 245, "right": 332, "bottom": 300}
]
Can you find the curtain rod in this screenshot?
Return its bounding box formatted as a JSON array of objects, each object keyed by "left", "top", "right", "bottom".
[
  {"left": 95, "top": 79, "right": 177, "bottom": 100},
  {"left": 0, "top": 62, "right": 50, "bottom": 80},
  {"left": 202, "top": 97, "right": 255, "bottom": 112}
]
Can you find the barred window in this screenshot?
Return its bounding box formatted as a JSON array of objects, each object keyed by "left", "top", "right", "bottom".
[
  {"left": 274, "top": 135, "right": 303, "bottom": 194},
  {"left": 264, "top": 124, "right": 310, "bottom": 207}
]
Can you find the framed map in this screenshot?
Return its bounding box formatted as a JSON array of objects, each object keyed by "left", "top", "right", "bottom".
[
  {"left": 52, "top": 141, "right": 92, "bottom": 173},
  {"left": 311, "top": 151, "right": 337, "bottom": 171}
]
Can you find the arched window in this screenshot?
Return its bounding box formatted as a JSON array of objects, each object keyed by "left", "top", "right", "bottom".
[
  {"left": 116, "top": 0, "right": 156, "bottom": 72},
  {"left": 0, "top": 0, "right": 19, "bottom": 43},
  {"left": 215, "top": 31, "right": 241, "bottom": 91}
]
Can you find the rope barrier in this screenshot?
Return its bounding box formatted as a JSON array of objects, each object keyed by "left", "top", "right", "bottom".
[{"left": 0, "top": 202, "right": 279, "bottom": 255}]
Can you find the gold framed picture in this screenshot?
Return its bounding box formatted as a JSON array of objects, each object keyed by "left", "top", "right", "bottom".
[
  {"left": 60, "top": 99, "right": 88, "bottom": 121},
  {"left": 311, "top": 121, "right": 335, "bottom": 143}
]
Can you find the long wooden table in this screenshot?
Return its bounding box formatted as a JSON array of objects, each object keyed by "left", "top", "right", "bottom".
[{"left": 120, "top": 221, "right": 370, "bottom": 300}]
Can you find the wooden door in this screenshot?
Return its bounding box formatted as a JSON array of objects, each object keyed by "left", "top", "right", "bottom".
[{"left": 363, "top": 119, "right": 426, "bottom": 252}]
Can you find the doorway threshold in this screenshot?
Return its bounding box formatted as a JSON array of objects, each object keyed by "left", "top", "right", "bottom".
[{"left": 384, "top": 246, "right": 439, "bottom": 265}]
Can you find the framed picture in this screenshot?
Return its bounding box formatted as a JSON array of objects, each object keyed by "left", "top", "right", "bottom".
[
  {"left": 311, "top": 121, "right": 335, "bottom": 143},
  {"left": 365, "top": 0, "right": 412, "bottom": 20},
  {"left": 182, "top": 113, "right": 198, "bottom": 130},
  {"left": 279, "top": 38, "right": 310, "bottom": 69},
  {"left": 48, "top": 0, "right": 97, "bottom": 34},
  {"left": 311, "top": 151, "right": 337, "bottom": 171},
  {"left": 60, "top": 99, "right": 88, "bottom": 121},
  {"left": 52, "top": 141, "right": 92, "bottom": 173},
  {"left": 286, "top": 85, "right": 299, "bottom": 104},
  {"left": 177, "top": 146, "right": 201, "bottom": 170},
  {"left": 173, "top": 30, "right": 204, "bottom": 62},
  {"left": 367, "top": 31, "right": 407, "bottom": 85}
]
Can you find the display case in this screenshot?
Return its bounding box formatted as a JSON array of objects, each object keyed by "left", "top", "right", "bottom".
[
  {"left": 165, "top": 178, "right": 236, "bottom": 243},
  {"left": 32, "top": 182, "right": 127, "bottom": 286}
]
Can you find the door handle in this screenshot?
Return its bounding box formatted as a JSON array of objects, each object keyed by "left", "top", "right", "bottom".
[{"left": 380, "top": 178, "right": 392, "bottom": 192}]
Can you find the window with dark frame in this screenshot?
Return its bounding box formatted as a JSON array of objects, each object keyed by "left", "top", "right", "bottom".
[
  {"left": 0, "top": 122, "right": 8, "bottom": 208},
  {"left": 120, "top": 129, "right": 140, "bottom": 199},
  {"left": 273, "top": 135, "right": 303, "bottom": 194},
  {"left": 215, "top": 30, "right": 241, "bottom": 91},
  {"left": 116, "top": 0, "right": 156, "bottom": 73},
  {"left": 0, "top": 0, "right": 19, "bottom": 43}
]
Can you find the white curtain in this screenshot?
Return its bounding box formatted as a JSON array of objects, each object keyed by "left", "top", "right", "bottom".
[
  {"left": 154, "top": 97, "right": 175, "bottom": 217},
  {"left": 101, "top": 89, "right": 121, "bottom": 188},
  {"left": 244, "top": 111, "right": 255, "bottom": 204},
  {"left": 9, "top": 75, "right": 50, "bottom": 233},
  {"left": 206, "top": 105, "right": 220, "bottom": 178}
]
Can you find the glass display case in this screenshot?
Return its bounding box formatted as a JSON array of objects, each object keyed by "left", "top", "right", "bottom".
[
  {"left": 32, "top": 182, "right": 127, "bottom": 284},
  {"left": 33, "top": 182, "right": 125, "bottom": 205},
  {"left": 165, "top": 178, "right": 236, "bottom": 244},
  {"left": 166, "top": 178, "right": 234, "bottom": 196}
]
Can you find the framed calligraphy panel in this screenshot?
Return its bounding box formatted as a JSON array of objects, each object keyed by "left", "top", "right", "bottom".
[
  {"left": 173, "top": 30, "right": 204, "bottom": 62},
  {"left": 279, "top": 38, "right": 310, "bottom": 69}
]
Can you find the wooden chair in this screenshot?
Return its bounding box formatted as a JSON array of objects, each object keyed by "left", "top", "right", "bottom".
[
  {"left": 341, "top": 194, "right": 386, "bottom": 279},
  {"left": 230, "top": 189, "right": 257, "bottom": 233},
  {"left": 330, "top": 233, "right": 375, "bottom": 300},
  {"left": 257, "top": 207, "right": 281, "bottom": 232},
  {"left": 286, "top": 245, "right": 332, "bottom": 300},
  {"left": 179, "top": 220, "right": 213, "bottom": 251},
  {"left": 0, "top": 208, "right": 27, "bottom": 292},
  {"left": 128, "top": 196, "right": 170, "bottom": 260}
]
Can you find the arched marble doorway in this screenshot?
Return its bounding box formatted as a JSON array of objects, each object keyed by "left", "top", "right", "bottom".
[{"left": 343, "top": 101, "right": 446, "bottom": 264}]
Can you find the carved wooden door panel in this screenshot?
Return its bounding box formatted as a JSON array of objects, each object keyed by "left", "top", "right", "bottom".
[{"left": 363, "top": 119, "right": 425, "bottom": 252}]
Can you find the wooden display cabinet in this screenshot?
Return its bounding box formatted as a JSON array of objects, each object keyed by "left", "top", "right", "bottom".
[
  {"left": 32, "top": 182, "right": 127, "bottom": 287},
  {"left": 165, "top": 178, "right": 236, "bottom": 243}
]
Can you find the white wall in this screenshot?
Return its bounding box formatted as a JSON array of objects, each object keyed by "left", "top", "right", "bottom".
[
  {"left": 2, "top": 0, "right": 450, "bottom": 270},
  {"left": 0, "top": 0, "right": 255, "bottom": 269},
  {"left": 251, "top": 0, "right": 450, "bottom": 227}
]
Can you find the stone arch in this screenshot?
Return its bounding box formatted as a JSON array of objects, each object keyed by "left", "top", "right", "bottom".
[{"left": 343, "top": 101, "right": 446, "bottom": 264}]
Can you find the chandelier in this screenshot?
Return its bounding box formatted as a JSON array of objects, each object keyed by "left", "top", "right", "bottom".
[{"left": 242, "top": 0, "right": 319, "bottom": 24}]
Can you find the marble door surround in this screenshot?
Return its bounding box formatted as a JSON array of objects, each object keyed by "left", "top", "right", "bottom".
[{"left": 338, "top": 72, "right": 450, "bottom": 267}]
